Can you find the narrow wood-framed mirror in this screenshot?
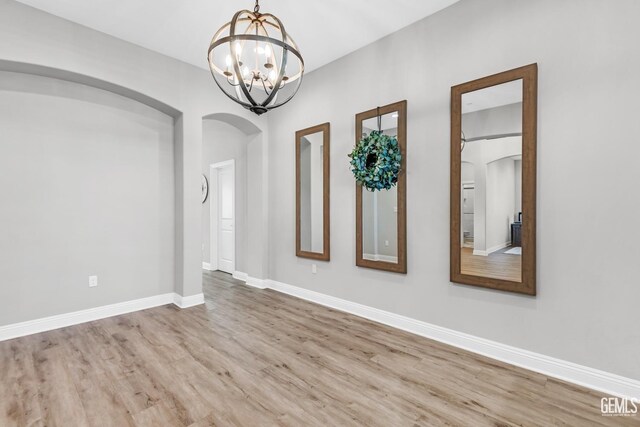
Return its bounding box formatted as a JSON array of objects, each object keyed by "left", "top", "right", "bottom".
[
  {"left": 451, "top": 64, "right": 537, "bottom": 295},
  {"left": 296, "top": 122, "right": 330, "bottom": 260},
  {"left": 355, "top": 100, "right": 407, "bottom": 273}
]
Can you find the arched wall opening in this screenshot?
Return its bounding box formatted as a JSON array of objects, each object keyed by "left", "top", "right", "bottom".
[
  {"left": 0, "top": 60, "right": 181, "bottom": 118},
  {"left": 201, "top": 113, "right": 266, "bottom": 281},
  {"left": 461, "top": 137, "right": 522, "bottom": 255}
]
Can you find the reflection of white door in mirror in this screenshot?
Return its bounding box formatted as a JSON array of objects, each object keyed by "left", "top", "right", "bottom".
[{"left": 461, "top": 181, "right": 475, "bottom": 248}]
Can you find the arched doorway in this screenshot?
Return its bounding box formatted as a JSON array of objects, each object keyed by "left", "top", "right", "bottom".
[{"left": 201, "top": 113, "right": 265, "bottom": 283}]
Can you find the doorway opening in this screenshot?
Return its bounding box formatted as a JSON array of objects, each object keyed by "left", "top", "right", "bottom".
[{"left": 202, "top": 113, "right": 262, "bottom": 283}]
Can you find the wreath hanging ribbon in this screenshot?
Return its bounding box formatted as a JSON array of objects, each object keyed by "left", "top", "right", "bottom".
[{"left": 348, "top": 108, "right": 402, "bottom": 191}]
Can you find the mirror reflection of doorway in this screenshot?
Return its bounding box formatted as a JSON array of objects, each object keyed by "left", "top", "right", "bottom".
[
  {"left": 202, "top": 114, "right": 261, "bottom": 281},
  {"left": 459, "top": 79, "right": 523, "bottom": 283}
]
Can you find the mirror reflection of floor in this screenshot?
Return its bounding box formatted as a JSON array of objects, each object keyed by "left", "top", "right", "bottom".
[{"left": 460, "top": 247, "right": 521, "bottom": 282}]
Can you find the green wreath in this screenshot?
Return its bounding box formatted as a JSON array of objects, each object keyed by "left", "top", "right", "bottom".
[{"left": 348, "top": 130, "right": 402, "bottom": 191}]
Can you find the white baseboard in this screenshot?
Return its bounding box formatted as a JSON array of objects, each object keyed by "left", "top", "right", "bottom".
[
  {"left": 246, "top": 276, "right": 267, "bottom": 289},
  {"left": 202, "top": 262, "right": 213, "bottom": 271},
  {"left": 488, "top": 241, "right": 511, "bottom": 254},
  {"left": 0, "top": 293, "right": 173, "bottom": 341},
  {"left": 232, "top": 271, "right": 248, "bottom": 282},
  {"left": 0, "top": 292, "right": 205, "bottom": 342},
  {"left": 474, "top": 242, "right": 511, "bottom": 257},
  {"left": 263, "top": 279, "right": 640, "bottom": 400},
  {"left": 173, "top": 293, "right": 205, "bottom": 309},
  {"left": 233, "top": 271, "right": 267, "bottom": 289}
]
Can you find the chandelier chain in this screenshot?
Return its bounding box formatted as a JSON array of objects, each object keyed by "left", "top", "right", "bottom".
[{"left": 254, "top": 0, "right": 260, "bottom": 13}]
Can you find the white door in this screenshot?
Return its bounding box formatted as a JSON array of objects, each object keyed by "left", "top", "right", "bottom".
[
  {"left": 462, "top": 183, "right": 475, "bottom": 247},
  {"left": 217, "top": 165, "right": 234, "bottom": 273}
]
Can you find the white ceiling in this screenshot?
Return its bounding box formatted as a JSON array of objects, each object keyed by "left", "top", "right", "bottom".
[{"left": 16, "top": 0, "right": 461, "bottom": 73}]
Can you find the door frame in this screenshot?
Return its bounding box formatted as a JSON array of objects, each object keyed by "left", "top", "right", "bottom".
[{"left": 209, "top": 159, "right": 235, "bottom": 273}]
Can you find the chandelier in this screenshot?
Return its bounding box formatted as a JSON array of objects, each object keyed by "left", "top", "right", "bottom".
[{"left": 208, "top": 0, "right": 304, "bottom": 115}]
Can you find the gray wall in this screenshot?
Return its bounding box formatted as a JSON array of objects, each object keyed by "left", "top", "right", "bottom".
[
  {"left": 267, "top": 0, "right": 640, "bottom": 380},
  {"left": 0, "top": 71, "right": 174, "bottom": 325},
  {"left": 246, "top": 133, "right": 269, "bottom": 279},
  {"left": 201, "top": 119, "right": 248, "bottom": 272}
]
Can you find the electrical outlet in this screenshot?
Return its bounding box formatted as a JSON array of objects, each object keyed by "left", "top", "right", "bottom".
[
  {"left": 311, "top": 264, "right": 317, "bottom": 274},
  {"left": 89, "top": 275, "right": 98, "bottom": 287},
  {"left": 385, "top": 240, "right": 390, "bottom": 247}
]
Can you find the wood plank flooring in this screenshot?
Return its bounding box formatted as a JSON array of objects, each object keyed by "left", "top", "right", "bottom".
[
  {"left": 0, "top": 270, "right": 635, "bottom": 426},
  {"left": 461, "top": 247, "right": 522, "bottom": 282}
]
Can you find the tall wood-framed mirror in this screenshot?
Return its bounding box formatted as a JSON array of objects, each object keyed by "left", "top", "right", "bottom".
[
  {"left": 296, "top": 123, "right": 330, "bottom": 260},
  {"left": 451, "top": 64, "right": 537, "bottom": 295},
  {"left": 355, "top": 100, "right": 407, "bottom": 273}
]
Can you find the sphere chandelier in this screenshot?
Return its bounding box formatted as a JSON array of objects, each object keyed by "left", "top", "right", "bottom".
[{"left": 208, "top": 0, "right": 304, "bottom": 115}]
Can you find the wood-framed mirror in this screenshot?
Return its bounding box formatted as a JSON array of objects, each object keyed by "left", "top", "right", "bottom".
[
  {"left": 355, "top": 100, "right": 407, "bottom": 273},
  {"left": 451, "top": 64, "right": 537, "bottom": 295},
  {"left": 296, "top": 122, "right": 330, "bottom": 260}
]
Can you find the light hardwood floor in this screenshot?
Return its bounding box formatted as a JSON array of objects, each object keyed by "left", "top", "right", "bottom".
[
  {"left": 461, "top": 247, "right": 522, "bottom": 282},
  {"left": 0, "top": 271, "right": 634, "bottom": 426}
]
